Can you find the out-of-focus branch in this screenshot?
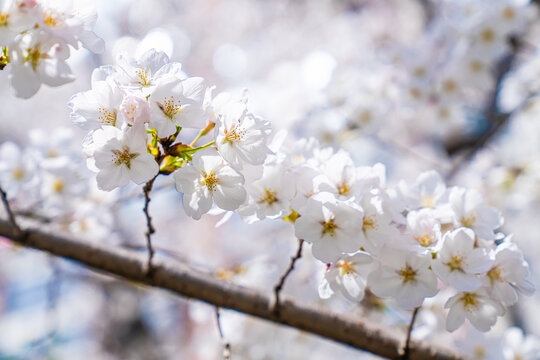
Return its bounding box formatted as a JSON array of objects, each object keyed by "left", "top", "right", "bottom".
[
  {"left": 0, "top": 185, "right": 22, "bottom": 236},
  {"left": 0, "top": 219, "right": 464, "bottom": 360},
  {"left": 445, "top": 51, "right": 516, "bottom": 181}
]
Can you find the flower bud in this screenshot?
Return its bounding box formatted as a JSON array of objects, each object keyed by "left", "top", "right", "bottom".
[{"left": 120, "top": 95, "right": 150, "bottom": 126}]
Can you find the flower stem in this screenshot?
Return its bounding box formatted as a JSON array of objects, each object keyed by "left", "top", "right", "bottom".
[
  {"left": 402, "top": 307, "right": 420, "bottom": 359},
  {"left": 272, "top": 238, "right": 304, "bottom": 314},
  {"left": 142, "top": 178, "right": 156, "bottom": 276}
]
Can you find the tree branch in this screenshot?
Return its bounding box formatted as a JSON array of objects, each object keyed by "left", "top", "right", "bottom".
[{"left": 0, "top": 219, "right": 464, "bottom": 360}]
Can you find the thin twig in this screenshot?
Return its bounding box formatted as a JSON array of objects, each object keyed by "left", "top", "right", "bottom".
[
  {"left": 272, "top": 239, "right": 304, "bottom": 314},
  {"left": 215, "top": 307, "right": 232, "bottom": 360},
  {"left": 142, "top": 178, "right": 156, "bottom": 276},
  {"left": 0, "top": 185, "right": 22, "bottom": 237},
  {"left": 402, "top": 307, "right": 420, "bottom": 359}
]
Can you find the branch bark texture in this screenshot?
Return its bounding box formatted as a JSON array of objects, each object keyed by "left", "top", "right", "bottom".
[{"left": 0, "top": 219, "right": 464, "bottom": 360}]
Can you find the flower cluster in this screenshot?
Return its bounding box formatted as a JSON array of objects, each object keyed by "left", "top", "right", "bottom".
[
  {"left": 69, "top": 49, "right": 272, "bottom": 219},
  {"left": 69, "top": 47, "right": 534, "bottom": 332},
  {"left": 0, "top": 0, "right": 103, "bottom": 98},
  {"left": 310, "top": 169, "right": 533, "bottom": 332}
]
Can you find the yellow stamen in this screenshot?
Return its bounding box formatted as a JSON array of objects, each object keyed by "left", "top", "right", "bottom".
[
  {"left": 321, "top": 218, "right": 338, "bottom": 236},
  {"left": 202, "top": 171, "right": 219, "bottom": 191},
  {"left": 259, "top": 189, "right": 278, "bottom": 205}
]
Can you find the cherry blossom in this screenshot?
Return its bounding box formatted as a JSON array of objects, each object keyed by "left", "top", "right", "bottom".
[
  {"left": 432, "top": 228, "right": 494, "bottom": 291},
  {"left": 318, "top": 252, "right": 375, "bottom": 302},
  {"left": 368, "top": 247, "right": 438, "bottom": 309},
  {"left": 174, "top": 154, "right": 246, "bottom": 220},
  {"left": 445, "top": 289, "right": 505, "bottom": 332},
  {"left": 294, "top": 192, "right": 364, "bottom": 263},
  {"left": 91, "top": 126, "right": 158, "bottom": 191}
]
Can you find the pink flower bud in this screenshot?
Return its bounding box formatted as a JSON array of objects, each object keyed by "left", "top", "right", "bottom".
[{"left": 120, "top": 95, "right": 150, "bottom": 126}]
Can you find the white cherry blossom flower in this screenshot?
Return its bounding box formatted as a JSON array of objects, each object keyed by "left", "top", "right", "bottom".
[
  {"left": 449, "top": 187, "right": 503, "bottom": 241},
  {"left": 114, "top": 49, "right": 183, "bottom": 94},
  {"left": 9, "top": 30, "right": 74, "bottom": 98},
  {"left": 174, "top": 154, "right": 246, "bottom": 220},
  {"left": 149, "top": 75, "right": 207, "bottom": 137},
  {"left": 0, "top": 141, "right": 37, "bottom": 197},
  {"left": 294, "top": 192, "right": 364, "bottom": 263},
  {"left": 406, "top": 208, "right": 442, "bottom": 251},
  {"left": 0, "top": 0, "right": 38, "bottom": 45},
  {"left": 314, "top": 150, "right": 384, "bottom": 199},
  {"left": 432, "top": 228, "right": 494, "bottom": 291},
  {"left": 397, "top": 170, "right": 447, "bottom": 210},
  {"left": 237, "top": 162, "right": 295, "bottom": 221},
  {"left": 483, "top": 242, "right": 534, "bottom": 306},
  {"left": 445, "top": 289, "right": 505, "bottom": 332},
  {"left": 357, "top": 192, "right": 398, "bottom": 254},
  {"left": 91, "top": 126, "right": 158, "bottom": 191},
  {"left": 318, "top": 252, "right": 375, "bottom": 301},
  {"left": 69, "top": 80, "right": 124, "bottom": 132},
  {"left": 215, "top": 101, "right": 272, "bottom": 169},
  {"left": 38, "top": 0, "right": 104, "bottom": 53},
  {"left": 368, "top": 247, "right": 438, "bottom": 309}
]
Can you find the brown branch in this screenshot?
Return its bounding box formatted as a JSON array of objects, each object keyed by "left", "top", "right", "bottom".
[
  {"left": 142, "top": 178, "right": 156, "bottom": 276},
  {"left": 402, "top": 307, "right": 420, "bottom": 359},
  {"left": 272, "top": 238, "right": 304, "bottom": 313},
  {"left": 215, "top": 307, "right": 232, "bottom": 360},
  {"left": 0, "top": 219, "right": 464, "bottom": 360},
  {"left": 0, "top": 185, "right": 22, "bottom": 236}
]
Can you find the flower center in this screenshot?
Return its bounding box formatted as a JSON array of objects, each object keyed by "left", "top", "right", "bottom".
[
  {"left": 259, "top": 188, "right": 278, "bottom": 205},
  {"left": 135, "top": 66, "right": 151, "bottom": 86},
  {"left": 447, "top": 254, "right": 464, "bottom": 271},
  {"left": 52, "top": 179, "right": 64, "bottom": 193},
  {"left": 422, "top": 194, "right": 435, "bottom": 208},
  {"left": 442, "top": 79, "right": 458, "bottom": 94},
  {"left": 98, "top": 107, "right": 117, "bottom": 126},
  {"left": 111, "top": 146, "right": 139, "bottom": 169},
  {"left": 398, "top": 265, "right": 417, "bottom": 283},
  {"left": 224, "top": 124, "right": 246, "bottom": 144},
  {"left": 0, "top": 12, "right": 9, "bottom": 26},
  {"left": 480, "top": 28, "right": 495, "bottom": 43},
  {"left": 43, "top": 10, "right": 66, "bottom": 27},
  {"left": 415, "top": 234, "right": 435, "bottom": 247},
  {"left": 362, "top": 214, "right": 377, "bottom": 232},
  {"left": 487, "top": 266, "right": 503, "bottom": 284},
  {"left": 461, "top": 215, "right": 476, "bottom": 228},
  {"left": 202, "top": 171, "right": 219, "bottom": 191},
  {"left": 337, "top": 261, "right": 355, "bottom": 276},
  {"left": 24, "top": 46, "right": 45, "bottom": 70},
  {"left": 321, "top": 218, "right": 338, "bottom": 237},
  {"left": 460, "top": 292, "right": 479, "bottom": 310},
  {"left": 337, "top": 182, "right": 350, "bottom": 196},
  {"left": 502, "top": 7, "right": 516, "bottom": 20},
  {"left": 158, "top": 96, "right": 181, "bottom": 119},
  {"left": 12, "top": 167, "right": 24, "bottom": 180},
  {"left": 469, "top": 60, "right": 484, "bottom": 73}
]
